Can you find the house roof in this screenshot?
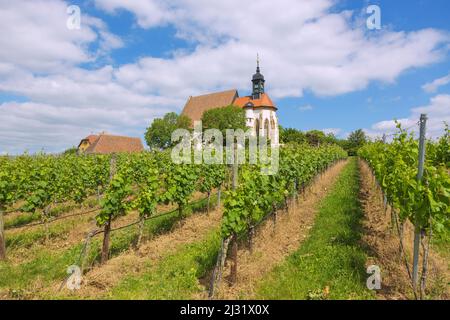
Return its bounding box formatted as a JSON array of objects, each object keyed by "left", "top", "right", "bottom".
[
  {"left": 181, "top": 89, "right": 238, "bottom": 123},
  {"left": 84, "top": 134, "right": 144, "bottom": 154},
  {"left": 78, "top": 134, "right": 99, "bottom": 148},
  {"left": 234, "top": 93, "right": 277, "bottom": 110}
]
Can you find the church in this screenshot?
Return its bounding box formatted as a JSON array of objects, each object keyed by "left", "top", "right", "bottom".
[{"left": 181, "top": 59, "right": 279, "bottom": 145}]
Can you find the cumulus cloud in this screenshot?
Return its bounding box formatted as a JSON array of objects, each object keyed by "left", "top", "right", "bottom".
[
  {"left": 366, "top": 95, "right": 450, "bottom": 139},
  {"left": 1, "top": 0, "right": 449, "bottom": 153},
  {"left": 0, "top": 0, "right": 122, "bottom": 73},
  {"left": 422, "top": 72, "right": 450, "bottom": 93},
  {"left": 299, "top": 104, "right": 314, "bottom": 112},
  {"left": 94, "top": 0, "right": 449, "bottom": 98},
  {"left": 0, "top": 101, "right": 170, "bottom": 154},
  {"left": 322, "top": 128, "right": 342, "bottom": 136}
]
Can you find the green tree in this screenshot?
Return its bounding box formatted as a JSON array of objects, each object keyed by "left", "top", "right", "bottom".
[
  {"left": 306, "top": 130, "right": 326, "bottom": 146},
  {"left": 279, "top": 127, "right": 306, "bottom": 144},
  {"left": 346, "top": 129, "right": 367, "bottom": 155},
  {"left": 62, "top": 147, "right": 78, "bottom": 155},
  {"left": 145, "top": 112, "right": 192, "bottom": 150},
  {"left": 201, "top": 105, "right": 246, "bottom": 139}
]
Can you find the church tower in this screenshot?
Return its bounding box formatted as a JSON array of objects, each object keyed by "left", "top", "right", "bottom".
[
  {"left": 181, "top": 55, "right": 279, "bottom": 146},
  {"left": 252, "top": 55, "right": 265, "bottom": 99}
]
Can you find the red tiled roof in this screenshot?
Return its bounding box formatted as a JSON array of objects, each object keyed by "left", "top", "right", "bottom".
[
  {"left": 181, "top": 89, "right": 238, "bottom": 123},
  {"left": 85, "top": 135, "right": 98, "bottom": 144},
  {"left": 234, "top": 93, "right": 277, "bottom": 110},
  {"left": 84, "top": 134, "right": 144, "bottom": 154},
  {"left": 78, "top": 134, "right": 99, "bottom": 148}
]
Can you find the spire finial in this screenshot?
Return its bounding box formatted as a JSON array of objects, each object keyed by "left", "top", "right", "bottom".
[{"left": 256, "top": 53, "right": 260, "bottom": 73}]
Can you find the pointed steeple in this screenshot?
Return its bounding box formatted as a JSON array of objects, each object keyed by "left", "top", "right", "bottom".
[
  {"left": 256, "top": 53, "right": 260, "bottom": 73},
  {"left": 252, "top": 54, "right": 265, "bottom": 99}
]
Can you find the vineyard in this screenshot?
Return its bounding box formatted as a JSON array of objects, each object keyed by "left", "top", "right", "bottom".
[
  {"left": 0, "top": 130, "right": 448, "bottom": 300},
  {"left": 358, "top": 123, "right": 450, "bottom": 299}
]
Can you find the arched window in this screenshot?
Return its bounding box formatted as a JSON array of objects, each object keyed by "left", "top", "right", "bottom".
[
  {"left": 264, "top": 119, "right": 269, "bottom": 137},
  {"left": 270, "top": 117, "right": 275, "bottom": 130},
  {"left": 255, "top": 119, "right": 260, "bottom": 136},
  {"left": 259, "top": 114, "right": 263, "bottom": 136}
]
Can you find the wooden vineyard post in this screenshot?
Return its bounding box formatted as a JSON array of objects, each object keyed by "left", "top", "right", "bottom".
[
  {"left": 101, "top": 155, "right": 116, "bottom": 265},
  {"left": 412, "top": 114, "right": 427, "bottom": 298},
  {"left": 272, "top": 204, "right": 278, "bottom": 233},
  {"left": 230, "top": 234, "right": 238, "bottom": 285},
  {"left": 43, "top": 205, "right": 50, "bottom": 243},
  {"left": 109, "top": 154, "right": 117, "bottom": 182},
  {"left": 0, "top": 205, "right": 6, "bottom": 261},
  {"left": 209, "top": 140, "right": 239, "bottom": 297},
  {"left": 101, "top": 216, "right": 112, "bottom": 264},
  {"left": 248, "top": 226, "right": 255, "bottom": 254},
  {"left": 136, "top": 216, "right": 145, "bottom": 249},
  {"left": 217, "top": 186, "right": 221, "bottom": 208},
  {"left": 207, "top": 191, "right": 211, "bottom": 214},
  {"left": 208, "top": 236, "right": 231, "bottom": 298},
  {"left": 80, "top": 230, "right": 96, "bottom": 274}
]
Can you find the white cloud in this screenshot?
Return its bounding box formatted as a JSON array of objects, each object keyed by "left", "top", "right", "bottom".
[
  {"left": 322, "top": 128, "right": 342, "bottom": 136},
  {"left": 0, "top": 0, "right": 122, "bottom": 73},
  {"left": 94, "top": 0, "right": 449, "bottom": 98},
  {"left": 422, "top": 72, "right": 450, "bottom": 93},
  {"left": 95, "top": 0, "right": 174, "bottom": 29},
  {"left": 0, "top": 101, "right": 170, "bottom": 154},
  {"left": 366, "top": 94, "right": 450, "bottom": 139},
  {"left": 0, "top": 65, "right": 180, "bottom": 154},
  {"left": 0, "top": 0, "right": 449, "bottom": 153},
  {"left": 299, "top": 104, "right": 314, "bottom": 112}
]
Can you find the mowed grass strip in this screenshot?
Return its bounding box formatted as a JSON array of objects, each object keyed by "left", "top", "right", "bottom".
[
  {"left": 256, "top": 158, "right": 375, "bottom": 300},
  {"left": 108, "top": 229, "right": 221, "bottom": 300}
]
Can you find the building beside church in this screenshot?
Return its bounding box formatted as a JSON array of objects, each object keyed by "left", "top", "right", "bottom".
[
  {"left": 77, "top": 132, "right": 144, "bottom": 154},
  {"left": 181, "top": 60, "right": 279, "bottom": 144}
]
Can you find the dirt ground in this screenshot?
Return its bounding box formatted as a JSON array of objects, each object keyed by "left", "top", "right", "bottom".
[
  {"left": 44, "top": 203, "right": 223, "bottom": 299},
  {"left": 5, "top": 191, "right": 205, "bottom": 265},
  {"left": 358, "top": 160, "right": 449, "bottom": 300},
  {"left": 200, "top": 160, "right": 348, "bottom": 300}
]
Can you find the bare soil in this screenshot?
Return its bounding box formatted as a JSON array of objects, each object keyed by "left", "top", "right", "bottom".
[
  {"left": 201, "top": 160, "right": 348, "bottom": 300},
  {"left": 5, "top": 191, "right": 206, "bottom": 264},
  {"left": 44, "top": 204, "right": 223, "bottom": 299},
  {"left": 358, "top": 160, "right": 449, "bottom": 300}
]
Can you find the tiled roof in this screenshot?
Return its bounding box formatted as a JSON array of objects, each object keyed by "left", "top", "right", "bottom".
[
  {"left": 181, "top": 89, "right": 238, "bottom": 123},
  {"left": 85, "top": 135, "right": 99, "bottom": 144},
  {"left": 84, "top": 134, "right": 144, "bottom": 154},
  {"left": 78, "top": 134, "right": 99, "bottom": 148},
  {"left": 234, "top": 93, "right": 277, "bottom": 110}
]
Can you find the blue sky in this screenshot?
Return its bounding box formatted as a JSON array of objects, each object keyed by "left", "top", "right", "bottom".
[{"left": 0, "top": 0, "right": 449, "bottom": 153}]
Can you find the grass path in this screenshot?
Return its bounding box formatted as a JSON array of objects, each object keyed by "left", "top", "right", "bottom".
[
  {"left": 108, "top": 228, "right": 221, "bottom": 299},
  {"left": 256, "top": 158, "right": 374, "bottom": 300}
]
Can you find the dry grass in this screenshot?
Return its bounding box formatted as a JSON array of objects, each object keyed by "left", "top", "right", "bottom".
[
  {"left": 5, "top": 191, "right": 205, "bottom": 264},
  {"left": 204, "top": 160, "right": 348, "bottom": 300},
  {"left": 46, "top": 204, "right": 223, "bottom": 299},
  {"left": 359, "top": 160, "right": 449, "bottom": 300}
]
